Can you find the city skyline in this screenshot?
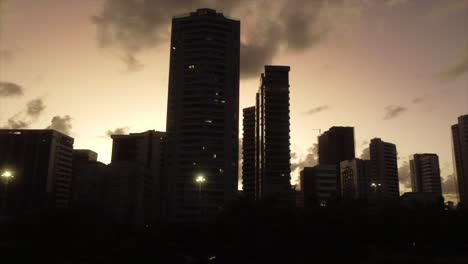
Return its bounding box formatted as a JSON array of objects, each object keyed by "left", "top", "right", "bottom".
[{"left": 1, "top": 0, "right": 467, "bottom": 202}]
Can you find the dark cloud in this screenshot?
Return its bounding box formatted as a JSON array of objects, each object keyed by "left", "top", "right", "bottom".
[
  {"left": 1, "top": 98, "right": 46, "bottom": 129},
  {"left": 105, "top": 126, "right": 130, "bottom": 137},
  {"left": 0, "top": 82, "right": 23, "bottom": 97},
  {"left": 305, "top": 105, "right": 330, "bottom": 115},
  {"left": 383, "top": 105, "right": 407, "bottom": 120},
  {"left": 360, "top": 146, "right": 370, "bottom": 159},
  {"left": 26, "top": 98, "right": 46, "bottom": 118},
  {"left": 398, "top": 160, "right": 412, "bottom": 190},
  {"left": 441, "top": 46, "right": 468, "bottom": 81},
  {"left": 412, "top": 96, "right": 424, "bottom": 104},
  {"left": 291, "top": 143, "right": 319, "bottom": 172},
  {"left": 93, "top": 0, "right": 353, "bottom": 78},
  {"left": 47, "top": 115, "right": 73, "bottom": 135}
]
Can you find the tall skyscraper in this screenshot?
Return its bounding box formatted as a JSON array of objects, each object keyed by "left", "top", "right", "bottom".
[
  {"left": 409, "top": 153, "right": 442, "bottom": 195},
  {"left": 165, "top": 9, "right": 240, "bottom": 221},
  {"left": 242, "top": 106, "right": 256, "bottom": 200},
  {"left": 0, "top": 129, "right": 74, "bottom": 213},
  {"left": 255, "top": 65, "right": 291, "bottom": 201},
  {"left": 452, "top": 114, "right": 468, "bottom": 205},
  {"left": 318, "top": 126, "right": 355, "bottom": 200},
  {"left": 340, "top": 158, "right": 371, "bottom": 202},
  {"left": 369, "top": 138, "right": 399, "bottom": 202}
]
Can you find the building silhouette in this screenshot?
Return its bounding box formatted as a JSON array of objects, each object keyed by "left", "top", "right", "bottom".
[
  {"left": 300, "top": 165, "right": 338, "bottom": 208},
  {"left": 0, "top": 129, "right": 73, "bottom": 213},
  {"left": 318, "top": 126, "right": 355, "bottom": 200},
  {"left": 242, "top": 106, "right": 256, "bottom": 200},
  {"left": 340, "top": 158, "right": 371, "bottom": 202},
  {"left": 111, "top": 130, "right": 166, "bottom": 223},
  {"left": 369, "top": 138, "right": 399, "bottom": 202},
  {"left": 452, "top": 114, "right": 468, "bottom": 205},
  {"left": 255, "top": 65, "right": 291, "bottom": 202},
  {"left": 409, "top": 153, "right": 442, "bottom": 195},
  {"left": 164, "top": 8, "right": 240, "bottom": 222}
]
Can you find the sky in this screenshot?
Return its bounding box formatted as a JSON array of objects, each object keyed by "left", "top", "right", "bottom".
[{"left": 0, "top": 0, "right": 467, "bottom": 201}]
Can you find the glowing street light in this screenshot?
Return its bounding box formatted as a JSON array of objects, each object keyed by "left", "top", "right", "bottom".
[
  {"left": 1, "top": 169, "right": 14, "bottom": 211},
  {"left": 196, "top": 175, "right": 206, "bottom": 201}
]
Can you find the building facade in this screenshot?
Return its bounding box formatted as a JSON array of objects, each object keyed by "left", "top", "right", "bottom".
[
  {"left": 242, "top": 106, "right": 256, "bottom": 200},
  {"left": 300, "top": 165, "right": 338, "bottom": 208},
  {"left": 165, "top": 9, "right": 240, "bottom": 221},
  {"left": 452, "top": 114, "right": 468, "bottom": 205},
  {"left": 340, "top": 158, "right": 371, "bottom": 202},
  {"left": 0, "top": 129, "right": 73, "bottom": 213},
  {"left": 410, "top": 153, "right": 442, "bottom": 195},
  {"left": 369, "top": 138, "right": 399, "bottom": 202},
  {"left": 111, "top": 130, "right": 166, "bottom": 221},
  {"left": 255, "top": 65, "right": 291, "bottom": 202}
]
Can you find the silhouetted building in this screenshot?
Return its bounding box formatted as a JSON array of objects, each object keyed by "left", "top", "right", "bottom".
[
  {"left": 105, "top": 162, "right": 153, "bottom": 228},
  {"left": 319, "top": 127, "right": 355, "bottom": 165},
  {"left": 165, "top": 9, "right": 240, "bottom": 222},
  {"left": 242, "top": 106, "right": 256, "bottom": 200},
  {"left": 400, "top": 192, "right": 443, "bottom": 210},
  {"left": 73, "top": 149, "right": 98, "bottom": 162},
  {"left": 340, "top": 158, "right": 371, "bottom": 201},
  {"left": 452, "top": 114, "right": 468, "bottom": 205},
  {"left": 318, "top": 126, "right": 355, "bottom": 200},
  {"left": 255, "top": 65, "right": 291, "bottom": 202},
  {"left": 300, "top": 165, "right": 338, "bottom": 208},
  {"left": 410, "top": 153, "right": 442, "bottom": 195},
  {"left": 71, "top": 149, "right": 107, "bottom": 209},
  {"left": 0, "top": 129, "right": 73, "bottom": 213},
  {"left": 369, "top": 138, "right": 399, "bottom": 202},
  {"left": 111, "top": 130, "right": 166, "bottom": 222}
]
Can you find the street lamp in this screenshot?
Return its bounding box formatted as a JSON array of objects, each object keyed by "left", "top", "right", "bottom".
[
  {"left": 1, "top": 170, "right": 14, "bottom": 211},
  {"left": 195, "top": 175, "right": 206, "bottom": 200}
]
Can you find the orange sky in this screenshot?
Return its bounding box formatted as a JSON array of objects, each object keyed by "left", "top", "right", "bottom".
[{"left": 0, "top": 0, "right": 467, "bottom": 201}]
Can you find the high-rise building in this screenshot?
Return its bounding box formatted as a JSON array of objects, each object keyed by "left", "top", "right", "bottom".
[
  {"left": 452, "top": 114, "right": 468, "bottom": 205},
  {"left": 300, "top": 165, "right": 338, "bottom": 208},
  {"left": 409, "top": 154, "right": 442, "bottom": 195},
  {"left": 111, "top": 130, "right": 166, "bottom": 221},
  {"left": 369, "top": 138, "right": 399, "bottom": 202},
  {"left": 318, "top": 127, "right": 355, "bottom": 165},
  {"left": 318, "top": 126, "right": 355, "bottom": 200},
  {"left": 165, "top": 9, "right": 240, "bottom": 221},
  {"left": 340, "top": 158, "right": 371, "bottom": 201},
  {"left": 0, "top": 129, "right": 73, "bottom": 213},
  {"left": 255, "top": 65, "right": 291, "bottom": 201},
  {"left": 242, "top": 106, "right": 256, "bottom": 200}
]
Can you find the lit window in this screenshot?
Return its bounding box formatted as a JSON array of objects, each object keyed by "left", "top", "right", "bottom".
[
  {"left": 188, "top": 65, "right": 195, "bottom": 69},
  {"left": 193, "top": 162, "right": 197, "bottom": 166},
  {"left": 221, "top": 100, "right": 225, "bottom": 104},
  {"left": 172, "top": 46, "right": 176, "bottom": 50},
  {"left": 213, "top": 154, "right": 217, "bottom": 158},
  {"left": 215, "top": 92, "right": 219, "bottom": 96},
  {"left": 205, "top": 120, "right": 212, "bottom": 123},
  {"left": 219, "top": 169, "right": 223, "bottom": 173},
  {"left": 202, "top": 146, "right": 206, "bottom": 150},
  {"left": 281, "top": 173, "right": 285, "bottom": 177}
]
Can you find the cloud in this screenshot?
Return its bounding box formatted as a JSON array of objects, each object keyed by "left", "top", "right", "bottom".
[
  {"left": 384, "top": 0, "right": 409, "bottom": 7},
  {"left": 440, "top": 46, "right": 468, "bottom": 81},
  {"left": 105, "top": 126, "right": 130, "bottom": 137},
  {"left": 442, "top": 173, "right": 458, "bottom": 197},
  {"left": 412, "top": 96, "right": 424, "bottom": 104},
  {"left": 398, "top": 160, "right": 412, "bottom": 190},
  {"left": 360, "top": 146, "right": 370, "bottom": 159},
  {"left": 305, "top": 105, "right": 330, "bottom": 115},
  {"left": 291, "top": 143, "right": 319, "bottom": 172},
  {"left": 93, "top": 0, "right": 364, "bottom": 78},
  {"left": 47, "top": 115, "right": 73, "bottom": 135},
  {"left": 26, "top": 98, "right": 46, "bottom": 118},
  {"left": 383, "top": 105, "right": 407, "bottom": 120},
  {"left": 1, "top": 98, "right": 46, "bottom": 129},
  {"left": 0, "top": 82, "right": 23, "bottom": 97}
]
